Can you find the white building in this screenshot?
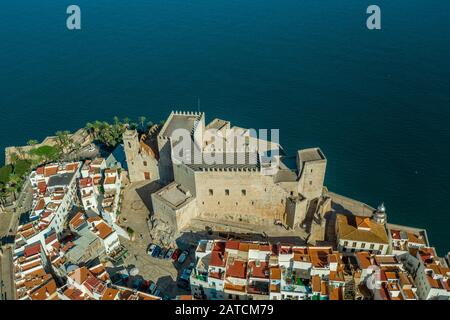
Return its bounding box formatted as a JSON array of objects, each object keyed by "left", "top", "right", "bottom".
[{"left": 190, "top": 240, "right": 347, "bottom": 301}]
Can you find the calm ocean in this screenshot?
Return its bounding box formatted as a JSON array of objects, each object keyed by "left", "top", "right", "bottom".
[{"left": 0, "top": 1, "right": 449, "bottom": 253}]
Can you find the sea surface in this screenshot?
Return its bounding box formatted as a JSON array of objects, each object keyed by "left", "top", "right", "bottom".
[{"left": 0, "top": 1, "right": 449, "bottom": 253}]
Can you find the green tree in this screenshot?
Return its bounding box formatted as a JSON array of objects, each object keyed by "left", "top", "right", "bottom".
[
  {"left": 55, "top": 130, "right": 73, "bottom": 153},
  {"left": 27, "top": 139, "right": 39, "bottom": 146},
  {"left": 9, "top": 152, "right": 19, "bottom": 164},
  {"left": 13, "top": 160, "right": 31, "bottom": 177}
]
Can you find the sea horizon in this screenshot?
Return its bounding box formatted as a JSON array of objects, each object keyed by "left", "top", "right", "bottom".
[{"left": 0, "top": 0, "right": 449, "bottom": 254}]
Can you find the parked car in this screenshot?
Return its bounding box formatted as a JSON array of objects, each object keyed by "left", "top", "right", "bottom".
[
  {"left": 141, "top": 280, "right": 151, "bottom": 291},
  {"left": 165, "top": 248, "right": 174, "bottom": 259},
  {"left": 159, "top": 248, "right": 168, "bottom": 259},
  {"left": 152, "top": 245, "right": 162, "bottom": 257},
  {"left": 172, "top": 249, "right": 182, "bottom": 261},
  {"left": 177, "top": 250, "right": 189, "bottom": 264},
  {"left": 147, "top": 244, "right": 156, "bottom": 256},
  {"left": 148, "top": 283, "right": 157, "bottom": 294},
  {"left": 177, "top": 277, "right": 189, "bottom": 289}
]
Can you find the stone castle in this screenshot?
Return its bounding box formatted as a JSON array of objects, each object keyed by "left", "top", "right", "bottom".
[{"left": 124, "top": 111, "right": 329, "bottom": 232}]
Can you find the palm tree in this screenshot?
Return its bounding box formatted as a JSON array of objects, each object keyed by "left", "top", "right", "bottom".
[
  {"left": 55, "top": 130, "right": 72, "bottom": 153},
  {"left": 123, "top": 117, "right": 131, "bottom": 125},
  {"left": 139, "top": 116, "right": 146, "bottom": 131},
  {"left": 9, "top": 153, "right": 19, "bottom": 164}
]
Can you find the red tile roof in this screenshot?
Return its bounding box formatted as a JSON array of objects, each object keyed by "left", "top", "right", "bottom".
[{"left": 226, "top": 259, "right": 247, "bottom": 279}]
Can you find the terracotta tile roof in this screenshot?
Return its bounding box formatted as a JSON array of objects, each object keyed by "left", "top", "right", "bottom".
[
  {"left": 68, "top": 267, "right": 92, "bottom": 285},
  {"left": 37, "top": 181, "right": 47, "bottom": 194},
  {"left": 213, "top": 241, "right": 226, "bottom": 252},
  {"left": 209, "top": 251, "right": 227, "bottom": 267},
  {"left": 270, "top": 267, "right": 281, "bottom": 280},
  {"left": 224, "top": 282, "right": 246, "bottom": 293},
  {"left": 330, "top": 286, "right": 343, "bottom": 300},
  {"left": 356, "top": 252, "right": 372, "bottom": 269},
  {"left": 104, "top": 176, "right": 116, "bottom": 185},
  {"left": 64, "top": 287, "right": 88, "bottom": 300},
  {"left": 312, "top": 275, "right": 321, "bottom": 293},
  {"left": 35, "top": 198, "right": 46, "bottom": 211},
  {"left": 95, "top": 222, "right": 114, "bottom": 239},
  {"left": 248, "top": 261, "right": 269, "bottom": 279},
  {"left": 226, "top": 259, "right": 247, "bottom": 279},
  {"left": 30, "top": 279, "right": 57, "bottom": 300},
  {"left": 225, "top": 240, "right": 240, "bottom": 250},
  {"left": 336, "top": 214, "right": 389, "bottom": 244},
  {"left": 320, "top": 281, "right": 328, "bottom": 296},
  {"left": 65, "top": 162, "right": 79, "bottom": 172},
  {"left": 24, "top": 243, "right": 41, "bottom": 257},
  {"left": 102, "top": 288, "right": 120, "bottom": 300},
  {"left": 269, "top": 283, "right": 280, "bottom": 293},
  {"left": 79, "top": 177, "right": 93, "bottom": 188},
  {"left": 238, "top": 243, "right": 250, "bottom": 252},
  {"left": 308, "top": 248, "right": 331, "bottom": 268},
  {"left": 69, "top": 211, "right": 86, "bottom": 229},
  {"left": 44, "top": 165, "right": 58, "bottom": 177},
  {"left": 402, "top": 288, "right": 416, "bottom": 300}
]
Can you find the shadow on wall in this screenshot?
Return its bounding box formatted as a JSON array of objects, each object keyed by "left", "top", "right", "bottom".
[{"left": 135, "top": 181, "right": 163, "bottom": 216}]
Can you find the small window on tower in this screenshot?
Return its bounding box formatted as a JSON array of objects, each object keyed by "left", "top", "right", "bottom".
[
  {"left": 143, "top": 161, "right": 147, "bottom": 166},
  {"left": 209, "top": 189, "right": 213, "bottom": 196},
  {"left": 225, "top": 189, "right": 230, "bottom": 196},
  {"left": 128, "top": 142, "right": 131, "bottom": 148},
  {"left": 241, "top": 189, "right": 246, "bottom": 196},
  {"left": 309, "top": 181, "right": 312, "bottom": 185}
]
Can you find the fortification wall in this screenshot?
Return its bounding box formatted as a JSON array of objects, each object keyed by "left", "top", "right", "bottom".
[{"left": 194, "top": 170, "right": 288, "bottom": 225}]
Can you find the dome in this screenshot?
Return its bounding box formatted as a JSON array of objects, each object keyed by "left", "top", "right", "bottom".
[{"left": 377, "top": 202, "right": 386, "bottom": 213}]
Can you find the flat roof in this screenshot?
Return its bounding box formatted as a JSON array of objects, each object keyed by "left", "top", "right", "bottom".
[
  {"left": 298, "top": 148, "right": 326, "bottom": 162},
  {"left": 156, "top": 182, "right": 193, "bottom": 209},
  {"left": 206, "top": 118, "right": 230, "bottom": 131},
  {"left": 160, "top": 113, "right": 201, "bottom": 138},
  {"left": 47, "top": 172, "right": 75, "bottom": 187}
]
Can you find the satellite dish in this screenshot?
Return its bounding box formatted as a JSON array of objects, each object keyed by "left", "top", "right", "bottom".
[{"left": 129, "top": 267, "right": 139, "bottom": 276}]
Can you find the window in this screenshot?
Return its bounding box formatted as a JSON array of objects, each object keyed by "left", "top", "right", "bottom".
[
  {"left": 209, "top": 189, "right": 213, "bottom": 196},
  {"left": 370, "top": 244, "right": 375, "bottom": 250},
  {"left": 241, "top": 189, "right": 246, "bottom": 196},
  {"left": 361, "top": 243, "right": 366, "bottom": 249},
  {"left": 352, "top": 242, "right": 357, "bottom": 248},
  {"left": 128, "top": 142, "right": 131, "bottom": 148},
  {"left": 311, "top": 169, "right": 313, "bottom": 173},
  {"left": 309, "top": 181, "right": 313, "bottom": 185},
  {"left": 378, "top": 244, "right": 384, "bottom": 251},
  {"left": 343, "top": 241, "right": 348, "bottom": 247},
  {"left": 225, "top": 189, "right": 229, "bottom": 196},
  {"left": 143, "top": 161, "right": 147, "bottom": 166}
]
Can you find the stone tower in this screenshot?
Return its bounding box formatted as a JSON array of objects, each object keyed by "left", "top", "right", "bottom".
[
  {"left": 372, "top": 202, "right": 387, "bottom": 224},
  {"left": 123, "top": 129, "right": 141, "bottom": 183},
  {"left": 297, "top": 148, "right": 327, "bottom": 200}
]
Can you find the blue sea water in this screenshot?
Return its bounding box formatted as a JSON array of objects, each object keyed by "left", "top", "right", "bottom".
[{"left": 0, "top": 1, "right": 449, "bottom": 253}]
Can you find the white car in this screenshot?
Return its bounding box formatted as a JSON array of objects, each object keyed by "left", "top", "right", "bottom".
[{"left": 147, "top": 244, "right": 156, "bottom": 256}]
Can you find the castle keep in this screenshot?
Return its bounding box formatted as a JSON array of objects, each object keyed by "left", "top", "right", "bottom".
[{"left": 125, "top": 111, "right": 327, "bottom": 232}]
